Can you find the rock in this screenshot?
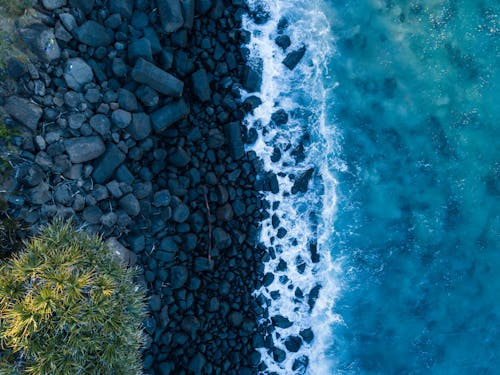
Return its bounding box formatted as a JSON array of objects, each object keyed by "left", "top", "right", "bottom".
[
  {"left": 136, "top": 86, "right": 159, "bottom": 107},
  {"left": 17, "top": 164, "right": 43, "bottom": 188},
  {"left": 75, "top": 21, "right": 113, "bottom": 47},
  {"left": 128, "top": 38, "right": 153, "bottom": 63},
  {"left": 112, "top": 57, "right": 128, "bottom": 77},
  {"left": 188, "top": 353, "right": 206, "bottom": 374},
  {"left": 191, "top": 69, "right": 211, "bottom": 102},
  {"left": 128, "top": 113, "right": 151, "bottom": 140},
  {"left": 69, "top": 0, "right": 94, "bottom": 14},
  {"left": 242, "top": 66, "right": 262, "bottom": 93},
  {"left": 82, "top": 205, "right": 103, "bottom": 224},
  {"left": 283, "top": 46, "right": 307, "bottom": 70},
  {"left": 167, "top": 147, "right": 191, "bottom": 168},
  {"left": 228, "top": 311, "right": 243, "bottom": 327},
  {"left": 64, "top": 137, "right": 105, "bottom": 163},
  {"left": 180, "top": 0, "right": 195, "bottom": 29},
  {"left": 299, "top": 328, "right": 314, "bottom": 344},
  {"left": 118, "top": 89, "right": 138, "bottom": 112},
  {"left": 64, "top": 58, "right": 94, "bottom": 91},
  {"left": 149, "top": 294, "right": 161, "bottom": 312},
  {"left": 213, "top": 227, "right": 231, "bottom": 249},
  {"left": 157, "top": 0, "right": 184, "bottom": 33},
  {"left": 60, "top": 13, "right": 77, "bottom": 32},
  {"left": 285, "top": 336, "right": 303, "bottom": 352},
  {"left": 92, "top": 144, "right": 126, "bottom": 184},
  {"left": 275, "top": 35, "right": 291, "bottom": 50},
  {"left": 100, "top": 211, "right": 118, "bottom": 227},
  {"left": 272, "top": 348, "right": 286, "bottom": 363},
  {"left": 271, "top": 109, "right": 288, "bottom": 125},
  {"left": 109, "top": 0, "right": 134, "bottom": 18},
  {"left": 224, "top": 122, "right": 245, "bottom": 160},
  {"left": 292, "top": 356, "right": 309, "bottom": 372},
  {"left": 194, "top": 257, "right": 212, "bottom": 272},
  {"left": 271, "top": 315, "right": 293, "bottom": 328},
  {"left": 89, "top": 114, "right": 111, "bottom": 136},
  {"left": 207, "top": 129, "right": 225, "bottom": 149},
  {"left": 158, "top": 362, "right": 174, "bottom": 375},
  {"left": 196, "top": 0, "right": 212, "bottom": 14},
  {"left": 119, "top": 194, "right": 141, "bottom": 216},
  {"left": 131, "top": 58, "right": 183, "bottom": 97},
  {"left": 19, "top": 24, "right": 60, "bottom": 62},
  {"left": 105, "top": 237, "right": 137, "bottom": 266},
  {"left": 42, "top": 0, "right": 66, "bottom": 10},
  {"left": 292, "top": 168, "right": 314, "bottom": 194},
  {"left": 216, "top": 203, "right": 233, "bottom": 221},
  {"left": 170, "top": 265, "right": 188, "bottom": 289},
  {"left": 173, "top": 204, "right": 190, "bottom": 223},
  {"left": 151, "top": 100, "right": 190, "bottom": 132},
  {"left": 111, "top": 109, "right": 132, "bottom": 128},
  {"left": 308, "top": 284, "right": 321, "bottom": 311},
  {"left": 153, "top": 190, "right": 171, "bottom": 207},
  {"left": 4, "top": 96, "right": 42, "bottom": 131}
]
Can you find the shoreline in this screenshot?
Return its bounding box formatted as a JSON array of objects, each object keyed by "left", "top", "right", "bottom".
[{"left": 0, "top": 0, "right": 269, "bottom": 373}]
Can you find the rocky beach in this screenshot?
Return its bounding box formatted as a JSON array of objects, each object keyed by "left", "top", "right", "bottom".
[{"left": 0, "top": 0, "right": 294, "bottom": 373}]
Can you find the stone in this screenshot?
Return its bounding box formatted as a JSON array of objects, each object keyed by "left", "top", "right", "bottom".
[
  {"left": 109, "top": 0, "right": 134, "bottom": 18},
  {"left": 196, "top": 0, "right": 212, "bottom": 14},
  {"left": 292, "top": 168, "right": 314, "bottom": 194},
  {"left": 157, "top": 0, "right": 184, "bottom": 33},
  {"left": 60, "top": 13, "right": 77, "bottom": 32},
  {"left": 300, "top": 328, "right": 314, "bottom": 344},
  {"left": 90, "top": 114, "right": 111, "bottom": 136},
  {"left": 105, "top": 237, "right": 137, "bottom": 266},
  {"left": 118, "top": 89, "right": 139, "bottom": 112},
  {"left": 64, "top": 58, "right": 94, "bottom": 91},
  {"left": 272, "top": 348, "right": 286, "bottom": 363},
  {"left": 191, "top": 69, "right": 211, "bottom": 102},
  {"left": 119, "top": 194, "right": 141, "bottom": 216},
  {"left": 4, "top": 96, "right": 42, "bottom": 131},
  {"left": 136, "top": 86, "right": 159, "bottom": 107},
  {"left": 153, "top": 190, "right": 171, "bottom": 207},
  {"left": 224, "top": 122, "right": 245, "bottom": 160},
  {"left": 228, "top": 311, "right": 243, "bottom": 327},
  {"left": 17, "top": 165, "right": 43, "bottom": 188},
  {"left": 43, "top": 0, "right": 66, "bottom": 10},
  {"left": 75, "top": 21, "right": 113, "bottom": 47},
  {"left": 180, "top": 0, "right": 195, "bottom": 29},
  {"left": 283, "top": 46, "right": 307, "bottom": 70},
  {"left": 213, "top": 227, "right": 231, "bottom": 249},
  {"left": 275, "top": 35, "right": 291, "bottom": 50},
  {"left": 167, "top": 147, "right": 191, "bottom": 168},
  {"left": 128, "top": 38, "right": 153, "bottom": 63},
  {"left": 131, "top": 58, "right": 183, "bottom": 96},
  {"left": 92, "top": 144, "right": 126, "bottom": 184},
  {"left": 285, "top": 336, "right": 303, "bottom": 352},
  {"left": 271, "top": 109, "right": 288, "bottom": 125},
  {"left": 112, "top": 57, "right": 128, "bottom": 77},
  {"left": 187, "top": 353, "right": 206, "bottom": 374},
  {"left": 216, "top": 203, "right": 233, "bottom": 221},
  {"left": 128, "top": 113, "right": 151, "bottom": 140},
  {"left": 149, "top": 294, "right": 161, "bottom": 312},
  {"left": 55, "top": 22, "right": 72, "bottom": 42},
  {"left": 242, "top": 66, "right": 262, "bottom": 93},
  {"left": 64, "top": 137, "right": 105, "bottom": 163},
  {"left": 271, "top": 315, "right": 293, "bottom": 328},
  {"left": 170, "top": 265, "right": 188, "bottom": 289},
  {"left": 83, "top": 205, "right": 103, "bottom": 224},
  {"left": 69, "top": 0, "right": 94, "bottom": 14},
  {"left": 151, "top": 100, "right": 189, "bottom": 132},
  {"left": 173, "top": 204, "right": 190, "bottom": 223},
  {"left": 111, "top": 109, "right": 132, "bottom": 128},
  {"left": 194, "top": 257, "right": 212, "bottom": 272},
  {"left": 19, "top": 24, "right": 61, "bottom": 62},
  {"left": 292, "top": 356, "right": 309, "bottom": 372}
]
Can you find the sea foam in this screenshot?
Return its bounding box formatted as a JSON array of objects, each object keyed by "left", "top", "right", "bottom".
[{"left": 242, "top": 1, "right": 344, "bottom": 373}]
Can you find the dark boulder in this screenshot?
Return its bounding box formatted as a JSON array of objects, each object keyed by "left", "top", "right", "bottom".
[
  {"left": 191, "top": 69, "right": 211, "bottom": 102},
  {"left": 157, "top": 0, "right": 184, "bottom": 33},
  {"left": 271, "top": 109, "right": 288, "bottom": 125},
  {"left": 292, "top": 168, "right": 314, "bottom": 194},
  {"left": 151, "top": 100, "right": 190, "bottom": 132},
  {"left": 271, "top": 315, "right": 293, "bottom": 328},
  {"left": 224, "top": 122, "right": 245, "bottom": 160},
  {"left": 109, "top": 0, "right": 134, "bottom": 18},
  {"left": 92, "top": 144, "right": 126, "bottom": 184},
  {"left": 19, "top": 24, "right": 60, "bottom": 62},
  {"left": 180, "top": 0, "right": 195, "bottom": 29},
  {"left": 128, "top": 38, "right": 153, "bottom": 63},
  {"left": 242, "top": 66, "right": 262, "bottom": 93},
  {"left": 284, "top": 336, "right": 303, "bottom": 352},
  {"left": 75, "top": 21, "right": 113, "bottom": 47},
  {"left": 64, "top": 137, "right": 105, "bottom": 163},
  {"left": 128, "top": 113, "right": 151, "bottom": 140},
  {"left": 170, "top": 265, "right": 188, "bottom": 288},
  {"left": 196, "top": 0, "right": 212, "bottom": 14},
  {"left": 4, "top": 96, "right": 42, "bottom": 131},
  {"left": 275, "top": 35, "right": 291, "bottom": 50},
  {"left": 69, "top": 0, "right": 94, "bottom": 14},
  {"left": 283, "top": 46, "right": 307, "bottom": 70},
  {"left": 213, "top": 227, "right": 231, "bottom": 249},
  {"left": 167, "top": 146, "right": 191, "bottom": 168},
  {"left": 131, "top": 58, "right": 183, "bottom": 96}
]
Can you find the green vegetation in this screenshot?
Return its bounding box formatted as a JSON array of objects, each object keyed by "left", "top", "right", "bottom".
[
  {"left": 0, "top": 0, "right": 32, "bottom": 17},
  {"left": 0, "top": 222, "right": 146, "bottom": 375}
]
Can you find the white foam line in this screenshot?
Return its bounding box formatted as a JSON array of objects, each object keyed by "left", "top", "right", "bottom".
[{"left": 242, "top": 1, "right": 344, "bottom": 373}]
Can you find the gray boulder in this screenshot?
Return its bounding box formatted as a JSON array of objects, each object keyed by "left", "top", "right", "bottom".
[
  {"left": 42, "top": 0, "right": 67, "bottom": 10},
  {"left": 19, "top": 24, "right": 61, "bottom": 62},
  {"left": 105, "top": 237, "right": 137, "bottom": 266},
  {"left": 131, "top": 58, "right": 183, "bottom": 97},
  {"left": 75, "top": 21, "right": 113, "bottom": 47},
  {"left": 3, "top": 96, "right": 42, "bottom": 131},
  {"left": 128, "top": 113, "right": 151, "bottom": 140},
  {"left": 157, "top": 0, "right": 184, "bottom": 33},
  {"left": 64, "top": 137, "right": 105, "bottom": 163},
  {"left": 64, "top": 58, "right": 94, "bottom": 91},
  {"left": 151, "top": 100, "right": 189, "bottom": 132},
  {"left": 92, "top": 144, "right": 126, "bottom": 184}
]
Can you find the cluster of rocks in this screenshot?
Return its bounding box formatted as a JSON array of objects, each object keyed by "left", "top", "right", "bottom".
[{"left": 0, "top": 0, "right": 284, "bottom": 374}]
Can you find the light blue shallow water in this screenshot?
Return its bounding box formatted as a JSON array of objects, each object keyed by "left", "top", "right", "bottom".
[{"left": 326, "top": 0, "right": 500, "bottom": 373}]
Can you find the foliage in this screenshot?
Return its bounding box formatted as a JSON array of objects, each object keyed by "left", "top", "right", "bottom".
[
  {"left": 0, "top": 0, "right": 32, "bottom": 17},
  {"left": 0, "top": 221, "right": 146, "bottom": 375}
]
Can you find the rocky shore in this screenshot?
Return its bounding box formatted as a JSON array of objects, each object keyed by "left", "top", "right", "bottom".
[{"left": 0, "top": 0, "right": 286, "bottom": 373}]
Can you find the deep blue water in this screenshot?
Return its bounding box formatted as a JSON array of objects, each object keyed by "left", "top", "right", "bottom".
[{"left": 328, "top": 0, "right": 500, "bottom": 373}]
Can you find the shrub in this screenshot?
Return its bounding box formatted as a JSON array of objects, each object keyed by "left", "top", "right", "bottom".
[{"left": 0, "top": 222, "right": 146, "bottom": 374}]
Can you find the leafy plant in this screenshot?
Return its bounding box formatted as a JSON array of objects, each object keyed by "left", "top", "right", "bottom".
[
  {"left": 0, "top": 221, "right": 147, "bottom": 374},
  {"left": 0, "top": 0, "right": 32, "bottom": 17}
]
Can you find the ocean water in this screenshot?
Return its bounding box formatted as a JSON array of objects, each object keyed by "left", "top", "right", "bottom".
[{"left": 243, "top": 0, "right": 500, "bottom": 374}]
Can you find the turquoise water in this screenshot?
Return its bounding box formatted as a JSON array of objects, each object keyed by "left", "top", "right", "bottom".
[{"left": 328, "top": 0, "right": 500, "bottom": 373}]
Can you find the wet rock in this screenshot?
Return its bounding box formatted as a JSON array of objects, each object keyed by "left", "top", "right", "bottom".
[
  {"left": 64, "top": 58, "right": 94, "bottom": 91},
  {"left": 292, "top": 168, "right": 314, "bottom": 194},
  {"left": 167, "top": 146, "right": 191, "bottom": 168},
  {"left": 271, "top": 315, "right": 293, "bottom": 328},
  {"left": 224, "top": 122, "right": 245, "bottom": 160},
  {"left": 271, "top": 109, "right": 288, "bottom": 125},
  {"left": 128, "top": 113, "right": 151, "bottom": 140},
  {"left": 131, "top": 58, "right": 183, "bottom": 96},
  {"left": 92, "top": 144, "right": 126, "bottom": 184},
  {"left": 275, "top": 35, "right": 291, "bottom": 50},
  {"left": 157, "top": 0, "right": 184, "bottom": 33},
  {"left": 64, "top": 137, "right": 105, "bottom": 163},
  {"left": 272, "top": 348, "right": 286, "bottom": 363},
  {"left": 242, "top": 66, "right": 262, "bottom": 93},
  {"left": 170, "top": 265, "right": 188, "bottom": 289},
  {"left": 4, "top": 96, "right": 42, "bottom": 131},
  {"left": 299, "top": 328, "right": 314, "bottom": 344},
  {"left": 216, "top": 203, "right": 233, "bottom": 221},
  {"left": 308, "top": 285, "right": 321, "bottom": 311},
  {"left": 191, "top": 69, "right": 211, "bottom": 102},
  {"left": 283, "top": 46, "right": 307, "bottom": 70},
  {"left": 292, "top": 356, "right": 309, "bottom": 372},
  {"left": 151, "top": 100, "right": 190, "bottom": 132},
  {"left": 285, "top": 336, "right": 302, "bottom": 352},
  {"left": 75, "top": 21, "right": 113, "bottom": 47}
]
